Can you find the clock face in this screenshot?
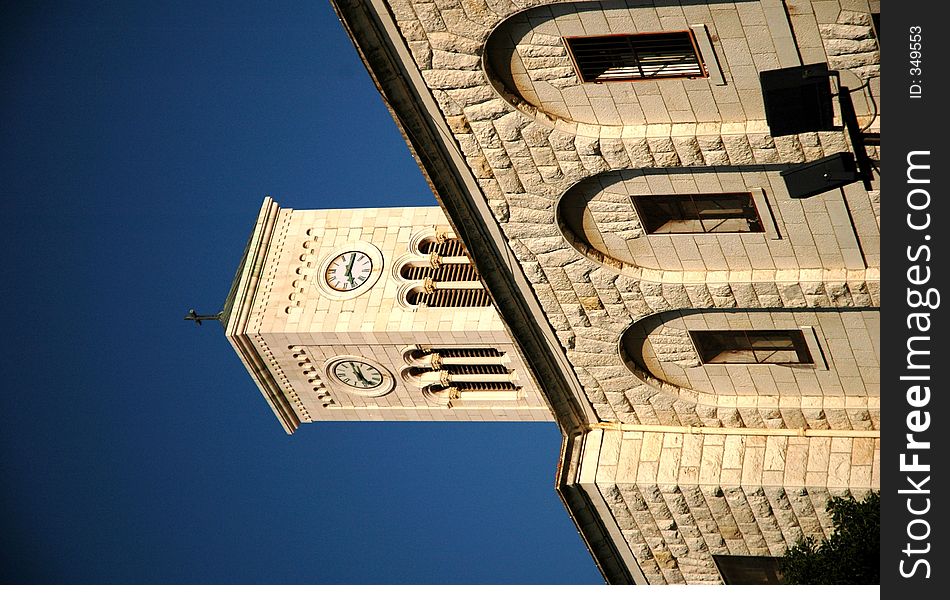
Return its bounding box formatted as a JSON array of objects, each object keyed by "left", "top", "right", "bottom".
[
  {"left": 325, "top": 251, "right": 373, "bottom": 292},
  {"left": 332, "top": 360, "right": 384, "bottom": 390}
]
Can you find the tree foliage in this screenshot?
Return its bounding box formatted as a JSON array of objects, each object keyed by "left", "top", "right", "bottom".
[{"left": 780, "top": 491, "right": 880, "bottom": 584}]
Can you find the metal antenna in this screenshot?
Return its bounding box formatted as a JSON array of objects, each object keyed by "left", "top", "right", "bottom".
[{"left": 185, "top": 308, "right": 223, "bottom": 326}]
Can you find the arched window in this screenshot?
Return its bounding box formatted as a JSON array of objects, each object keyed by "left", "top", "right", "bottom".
[
  {"left": 397, "top": 231, "right": 493, "bottom": 308},
  {"left": 405, "top": 287, "right": 493, "bottom": 308},
  {"left": 556, "top": 167, "right": 876, "bottom": 278},
  {"left": 400, "top": 261, "right": 481, "bottom": 283},
  {"left": 418, "top": 236, "right": 467, "bottom": 257},
  {"left": 401, "top": 346, "right": 520, "bottom": 406},
  {"left": 620, "top": 308, "right": 879, "bottom": 404}
]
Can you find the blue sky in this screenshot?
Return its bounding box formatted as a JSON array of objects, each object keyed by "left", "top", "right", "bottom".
[{"left": 1, "top": 1, "right": 601, "bottom": 584}]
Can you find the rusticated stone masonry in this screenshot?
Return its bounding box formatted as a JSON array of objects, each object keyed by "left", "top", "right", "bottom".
[
  {"left": 363, "top": 0, "right": 880, "bottom": 585},
  {"left": 386, "top": 0, "right": 879, "bottom": 428},
  {"left": 515, "top": 32, "right": 578, "bottom": 90},
  {"left": 591, "top": 428, "right": 879, "bottom": 583},
  {"left": 818, "top": 9, "right": 880, "bottom": 81}
]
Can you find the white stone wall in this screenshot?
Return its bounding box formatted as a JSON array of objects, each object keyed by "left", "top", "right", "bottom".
[
  {"left": 375, "top": 0, "right": 880, "bottom": 583},
  {"left": 628, "top": 308, "right": 880, "bottom": 400},
  {"left": 383, "top": 0, "right": 880, "bottom": 423},
  {"left": 813, "top": 1, "right": 880, "bottom": 127},
  {"left": 584, "top": 428, "right": 879, "bottom": 584},
  {"left": 559, "top": 169, "right": 879, "bottom": 275},
  {"left": 486, "top": 1, "right": 804, "bottom": 128},
  {"left": 244, "top": 204, "right": 552, "bottom": 422}
]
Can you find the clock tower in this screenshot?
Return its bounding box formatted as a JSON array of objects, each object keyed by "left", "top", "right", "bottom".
[{"left": 222, "top": 197, "right": 553, "bottom": 433}]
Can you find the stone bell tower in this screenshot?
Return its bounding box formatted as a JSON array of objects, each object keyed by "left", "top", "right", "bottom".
[{"left": 221, "top": 197, "right": 552, "bottom": 433}]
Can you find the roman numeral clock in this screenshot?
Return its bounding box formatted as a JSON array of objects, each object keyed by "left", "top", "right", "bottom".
[
  {"left": 325, "top": 250, "right": 373, "bottom": 291},
  {"left": 315, "top": 241, "right": 384, "bottom": 300},
  {"left": 314, "top": 241, "right": 395, "bottom": 399},
  {"left": 326, "top": 356, "right": 395, "bottom": 398}
]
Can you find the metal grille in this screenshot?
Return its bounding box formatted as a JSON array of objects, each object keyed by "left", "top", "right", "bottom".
[
  {"left": 632, "top": 192, "right": 763, "bottom": 234},
  {"left": 565, "top": 32, "right": 704, "bottom": 82},
  {"left": 691, "top": 330, "right": 813, "bottom": 365}
]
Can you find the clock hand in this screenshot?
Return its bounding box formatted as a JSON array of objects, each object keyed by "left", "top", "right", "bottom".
[
  {"left": 345, "top": 253, "right": 356, "bottom": 277},
  {"left": 353, "top": 366, "right": 372, "bottom": 385}
]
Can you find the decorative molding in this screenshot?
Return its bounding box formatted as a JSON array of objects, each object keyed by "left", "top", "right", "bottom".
[
  {"left": 259, "top": 337, "right": 311, "bottom": 423},
  {"left": 690, "top": 24, "right": 725, "bottom": 86},
  {"left": 750, "top": 187, "right": 781, "bottom": 240},
  {"left": 223, "top": 197, "right": 301, "bottom": 434},
  {"left": 800, "top": 325, "right": 830, "bottom": 371},
  {"left": 289, "top": 345, "right": 332, "bottom": 409},
  {"left": 259, "top": 208, "right": 292, "bottom": 322}
]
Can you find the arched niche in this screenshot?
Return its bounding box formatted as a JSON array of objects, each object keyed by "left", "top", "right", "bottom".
[
  {"left": 483, "top": 1, "right": 763, "bottom": 130},
  {"left": 620, "top": 307, "right": 880, "bottom": 406},
  {"left": 556, "top": 167, "right": 877, "bottom": 278}
]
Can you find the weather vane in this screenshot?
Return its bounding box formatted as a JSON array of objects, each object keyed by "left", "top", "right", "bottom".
[{"left": 184, "top": 308, "right": 223, "bottom": 326}]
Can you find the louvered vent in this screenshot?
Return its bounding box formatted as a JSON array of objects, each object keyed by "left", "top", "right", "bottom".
[
  {"left": 401, "top": 232, "right": 491, "bottom": 308},
  {"left": 565, "top": 32, "right": 705, "bottom": 82}
]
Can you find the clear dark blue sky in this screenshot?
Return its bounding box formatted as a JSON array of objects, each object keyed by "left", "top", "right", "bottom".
[{"left": 0, "top": 1, "right": 602, "bottom": 584}]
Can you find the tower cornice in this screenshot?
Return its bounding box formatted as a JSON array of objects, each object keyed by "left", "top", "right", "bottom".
[{"left": 224, "top": 197, "right": 300, "bottom": 434}]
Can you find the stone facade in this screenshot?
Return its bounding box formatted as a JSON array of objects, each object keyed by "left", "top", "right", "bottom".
[
  {"left": 579, "top": 427, "right": 879, "bottom": 583},
  {"left": 625, "top": 308, "right": 879, "bottom": 411},
  {"left": 231, "top": 0, "right": 882, "bottom": 584},
  {"left": 224, "top": 199, "right": 552, "bottom": 430}
]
